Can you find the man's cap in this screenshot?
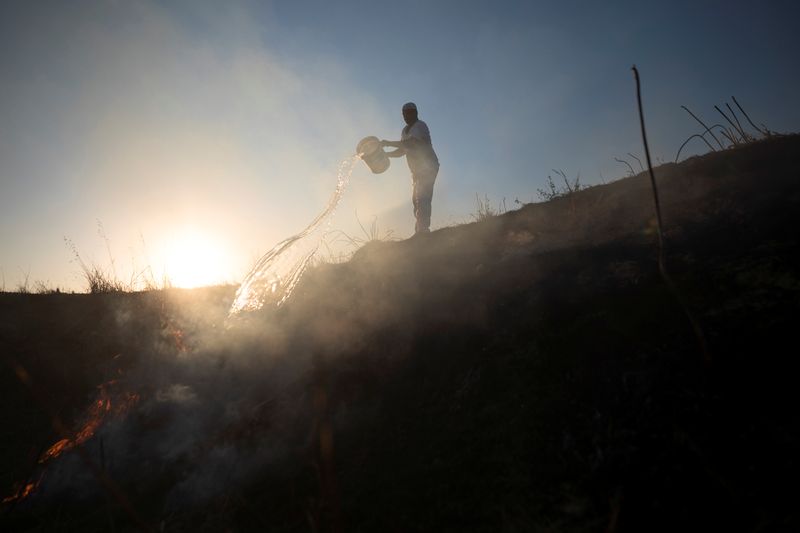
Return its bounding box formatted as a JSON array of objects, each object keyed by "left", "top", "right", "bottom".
[{"left": 402, "top": 102, "right": 417, "bottom": 111}]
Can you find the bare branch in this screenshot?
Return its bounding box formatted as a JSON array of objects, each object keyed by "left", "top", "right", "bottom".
[
  {"left": 681, "top": 106, "right": 725, "bottom": 149},
  {"left": 717, "top": 127, "right": 737, "bottom": 146},
  {"left": 731, "top": 96, "right": 766, "bottom": 136},
  {"left": 714, "top": 105, "right": 745, "bottom": 143},
  {"left": 675, "top": 133, "right": 716, "bottom": 162},
  {"left": 633, "top": 65, "right": 710, "bottom": 366},
  {"left": 627, "top": 153, "right": 645, "bottom": 172},
  {"left": 726, "top": 102, "right": 753, "bottom": 142},
  {"left": 614, "top": 157, "right": 636, "bottom": 177}
]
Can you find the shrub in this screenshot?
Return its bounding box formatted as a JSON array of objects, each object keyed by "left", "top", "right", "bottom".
[{"left": 536, "top": 169, "right": 582, "bottom": 201}]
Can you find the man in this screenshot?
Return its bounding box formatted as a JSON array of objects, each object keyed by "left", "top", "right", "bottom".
[{"left": 381, "top": 102, "right": 440, "bottom": 235}]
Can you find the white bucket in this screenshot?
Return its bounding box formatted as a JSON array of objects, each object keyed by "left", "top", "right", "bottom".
[{"left": 356, "top": 136, "right": 390, "bottom": 174}]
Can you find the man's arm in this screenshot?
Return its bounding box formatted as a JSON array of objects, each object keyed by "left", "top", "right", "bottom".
[{"left": 381, "top": 139, "right": 407, "bottom": 158}]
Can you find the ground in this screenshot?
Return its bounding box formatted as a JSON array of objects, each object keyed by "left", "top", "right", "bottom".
[{"left": 1, "top": 135, "right": 799, "bottom": 532}]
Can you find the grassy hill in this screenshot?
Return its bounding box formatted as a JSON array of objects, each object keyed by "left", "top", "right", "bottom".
[{"left": 2, "top": 134, "right": 799, "bottom": 532}]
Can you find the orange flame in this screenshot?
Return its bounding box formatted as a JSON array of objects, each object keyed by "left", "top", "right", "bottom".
[
  {"left": 39, "top": 382, "right": 116, "bottom": 463},
  {"left": 1, "top": 380, "right": 142, "bottom": 506},
  {"left": 163, "top": 319, "right": 189, "bottom": 353},
  {"left": 1, "top": 479, "right": 40, "bottom": 504},
  {"left": 171, "top": 328, "right": 188, "bottom": 353}
]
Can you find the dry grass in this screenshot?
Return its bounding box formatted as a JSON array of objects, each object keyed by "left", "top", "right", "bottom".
[
  {"left": 64, "top": 222, "right": 170, "bottom": 294},
  {"left": 323, "top": 212, "right": 397, "bottom": 263},
  {"left": 471, "top": 194, "right": 507, "bottom": 221},
  {"left": 676, "top": 96, "right": 781, "bottom": 162}
]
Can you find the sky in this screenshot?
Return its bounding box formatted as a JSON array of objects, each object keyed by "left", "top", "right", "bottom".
[{"left": 1, "top": 0, "right": 798, "bottom": 291}]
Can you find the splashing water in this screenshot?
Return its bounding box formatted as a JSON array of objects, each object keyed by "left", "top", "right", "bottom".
[{"left": 228, "top": 155, "right": 361, "bottom": 317}]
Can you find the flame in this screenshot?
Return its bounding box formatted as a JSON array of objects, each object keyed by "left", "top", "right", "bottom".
[
  {"left": 2, "top": 380, "right": 141, "bottom": 505},
  {"left": 1, "top": 479, "right": 40, "bottom": 504},
  {"left": 40, "top": 381, "right": 140, "bottom": 464},
  {"left": 164, "top": 319, "right": 189, "bottom": 353},
  {"left": 170, "top": 326, "right": 188, "bottom": 353},
  {"left": 39, "top": 382, "right": 115, "bottom": 463}
]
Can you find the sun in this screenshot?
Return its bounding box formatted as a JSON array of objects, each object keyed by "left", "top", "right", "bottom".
[{"left": 162, "top": 229, "right": 231, "bottom": 288}]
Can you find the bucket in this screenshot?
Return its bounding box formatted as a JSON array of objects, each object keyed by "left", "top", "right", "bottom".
[{"left": 356, "top": 136, "right": 390, "bottom": 174}]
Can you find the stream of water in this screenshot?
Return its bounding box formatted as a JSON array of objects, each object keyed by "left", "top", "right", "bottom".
[{"left": 227, "top": 155, "right": 360, "bottom": 317}]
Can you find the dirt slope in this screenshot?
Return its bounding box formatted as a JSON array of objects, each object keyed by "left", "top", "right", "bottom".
[{"left": 1, "top": 134, "right": 799, "bottom": 532}]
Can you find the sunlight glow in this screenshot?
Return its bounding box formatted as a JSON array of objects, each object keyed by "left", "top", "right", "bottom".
[{"left": 162, "top": 229, "right": 232, "bottom": 288}]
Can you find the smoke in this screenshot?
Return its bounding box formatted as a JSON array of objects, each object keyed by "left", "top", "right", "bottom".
[
  {"left": 11, "top": 156, "right": 680, "bottom": 523},
  {"left": 2, "top": 2, "right": 567, "bottom": 518},
  {"left": 12, "top": 148, "right": 677, "bottom": 515},
  {"left": 33, "top": 290, "right": 314, "bottom": 507},
  {"left": 26, "top": 222, "right": 453, "bottom": 512},
  {"left": 1, "top": 0, "right": 405, "bottom": 290}
]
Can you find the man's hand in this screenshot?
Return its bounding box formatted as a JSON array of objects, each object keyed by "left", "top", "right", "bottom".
[{"left": 379, "top": 139, "right": 405, "bottom": 157}]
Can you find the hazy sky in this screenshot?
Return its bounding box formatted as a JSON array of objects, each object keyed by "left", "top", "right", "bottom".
[{"left": 2, "top": 0, "right": 798, "bottom": 290}]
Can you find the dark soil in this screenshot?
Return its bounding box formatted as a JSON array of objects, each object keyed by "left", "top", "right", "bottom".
[{"left": 2, "top": 135, "right": 799, "bottom": 532}]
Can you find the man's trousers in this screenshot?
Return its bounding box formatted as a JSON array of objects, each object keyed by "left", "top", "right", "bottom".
[{"left": 411, "top": 167, "right": 438, "bottom": 234}]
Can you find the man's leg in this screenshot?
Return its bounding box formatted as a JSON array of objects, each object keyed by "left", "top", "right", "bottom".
[
  {"left": 412, "top": 180, "right": 421, "bottom": 232},
  {"left": 412, "top": 169, "right": 437, "bottom": 234}
]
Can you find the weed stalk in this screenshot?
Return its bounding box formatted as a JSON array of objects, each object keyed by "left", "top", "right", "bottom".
[
  {"left": 731, "top": 96, "right": 766, "bottom": 136},
  {"left": 681, "top": 106, "right": 724, "bottom": 150},
  {"left": 632, "top": 65, "right": 711, "bottom": 367}
]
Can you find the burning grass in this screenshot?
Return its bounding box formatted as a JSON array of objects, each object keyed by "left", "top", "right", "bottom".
[{"left": 38, "top": 382, "right": 140, "bottom": 465}]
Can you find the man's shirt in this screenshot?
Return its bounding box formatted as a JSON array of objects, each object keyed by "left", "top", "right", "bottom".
[{"left": 401, "top": 120, "right": 439, "bottom": 176}]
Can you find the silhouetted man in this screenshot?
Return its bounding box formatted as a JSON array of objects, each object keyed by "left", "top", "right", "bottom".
[{"left": 381, "top": 102, "right": 440, "bottom": 234}]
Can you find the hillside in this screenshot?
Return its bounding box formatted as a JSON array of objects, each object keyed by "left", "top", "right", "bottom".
[{"left": 2, "top": 134, "right": 799, "bottom": 532}]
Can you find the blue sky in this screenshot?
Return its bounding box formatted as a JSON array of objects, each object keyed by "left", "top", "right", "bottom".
[{"left": 1, "top": 0, "right": 798, "bottom": 290}]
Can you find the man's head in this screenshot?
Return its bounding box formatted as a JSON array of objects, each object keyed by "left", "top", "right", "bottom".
[{"left": 402, "top": 102, "right": 418, "bottom": 125}]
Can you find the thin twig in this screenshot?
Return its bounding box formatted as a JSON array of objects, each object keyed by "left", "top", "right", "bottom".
[
  {"left": 552, "top": 169, "right": 573, "bottom": 193},
  {"left": 632, "top": 66, "right": 665, "bottom": 262},
  {"left": 718, "top": 127, "right": 737, "bottom": 146},
  {"left": 706, "top": 123, "right": 732, "bottom": 136},
  {"left": 632, "top": 65, "right": 711, "bottom": 368},
  {"left": 714, "top": 105, "right": 745, "bottom": 142},
  {"left": 614, "top": 157, "right": 636, "bottom": 177},
  {"left": 97, "top": 220, "right": 118, "bottom": 282},
  {"left": 732, "top": 96, "right": 765, "bottom": 135},
  {"left": 725, "top": 103, "right": 751, "bottom": 141},
  {"left": 675, "top": 133, "right": 716, "bottom": 162},
  {"left": 354, "top": 209, "right": 370, "bottom": 241},
  {"left": 627, "top": 153, "right": 645, "bottom": 172},
  {"left": 681, "top": 106, "right": 724, "bottom": 149}
]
